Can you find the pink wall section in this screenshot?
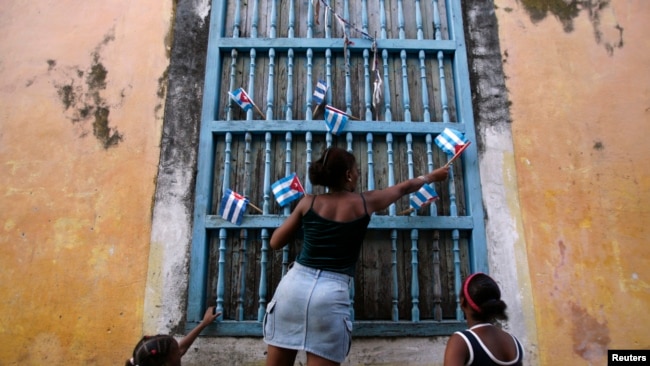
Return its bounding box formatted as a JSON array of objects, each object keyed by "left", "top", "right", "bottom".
[
  {"left": 0, "top": 1, "right": 171, "bottom": 364},
  {"left": 495, "top": 0, "right": 650, "bottom": 364}
]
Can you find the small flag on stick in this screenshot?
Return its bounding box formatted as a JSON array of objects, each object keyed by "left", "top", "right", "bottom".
[
  {"left": 228, "top": 87, "right": 266, "bottom": 119},
  {"left": 219, "top": 189, "right": 249, "bottom": 225},
  {"left": 312, "top": 79, "right": 328, "bottom": 105},
  {"left": 312, "top": 79, "right": 328, "bottom": 118},
  {"left": 324, "top": 105, "right": 350, "bottom": 135},
  {"left": 435, "top": 128, "right": 469, "bottom": 156},
  {"left": 410, "top": 184, "right": 439, "bottom": 210},
  {"left": 272, "top": 173, "right": 305, "bottom": 207},
  {"left": 435, "top": 128, "right": 472, "bottom": 167},
  {"left": 228, "top": 88, "right": 253, "bottom": 112}
]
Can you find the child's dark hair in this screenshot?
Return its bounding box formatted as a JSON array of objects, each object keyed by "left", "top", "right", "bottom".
[
  {"left": 309, "top": 147, "right": 356, "bottom": 190},
  {"left": 125, "top": 334, "right": 176, "bottom": 366},
  {"left": 462, "top": 273, "right": 508, "bottom": 322}
]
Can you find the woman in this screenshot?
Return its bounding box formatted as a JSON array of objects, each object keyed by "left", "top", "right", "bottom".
[
  {"left": 125, "top": 306, "right": 220, "bottom": 366},
  {"left": 264, "top": 146, "right": 449, "bottom": 366},
  {"left": 443, "top": 273, "right": 524, "bottom": 366}
]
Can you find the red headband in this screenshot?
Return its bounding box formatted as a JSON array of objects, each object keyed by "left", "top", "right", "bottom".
[{"left": 463, "top": 272, "right": 484, "bottom": 313}]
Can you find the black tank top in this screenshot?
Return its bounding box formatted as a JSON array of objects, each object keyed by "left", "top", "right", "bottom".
[{"left": 295, "top": 194, "right": 371, "bottom": 276}]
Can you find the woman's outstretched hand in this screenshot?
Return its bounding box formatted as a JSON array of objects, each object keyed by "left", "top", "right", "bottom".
[{"left": 428, "top": 166, "right": 449, "bottom": 182}]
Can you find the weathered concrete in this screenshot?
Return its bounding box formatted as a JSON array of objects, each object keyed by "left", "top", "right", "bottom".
[
  {"left": 462, "top": 0, "right": 539, "bottom": 364},
  {"left": 496, "top": 0, "right": 650, "bottom": 364}
]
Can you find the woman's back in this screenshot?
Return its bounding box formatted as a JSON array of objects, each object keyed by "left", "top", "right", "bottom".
[
  {"left": 308, "top": 191, "right": 368, "bottom": 222},
  {"left": 467, "top": 325, "right": 521, "bottom": 364}
]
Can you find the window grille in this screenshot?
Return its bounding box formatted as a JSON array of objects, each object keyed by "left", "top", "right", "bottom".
[{"left": 187, "top": 0, "right": 487, "bottom": 336}]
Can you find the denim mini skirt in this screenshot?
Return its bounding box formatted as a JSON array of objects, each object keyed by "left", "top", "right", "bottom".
[{"left": 263, "top": 262, "right": 354, "bottom": 363}]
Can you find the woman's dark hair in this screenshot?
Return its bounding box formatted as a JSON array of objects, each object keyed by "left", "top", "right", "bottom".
[
  {"left": 309, "top": 147, "right": 356, "bottom": 190},
  {"left": 125, "top": 334, "right": 176, "bottom": 366},
  {"left": 462, "top": 273, "right": 508, "bottom": 322}
]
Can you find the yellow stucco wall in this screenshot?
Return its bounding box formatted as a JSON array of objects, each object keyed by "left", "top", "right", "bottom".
[
  {"left": 495, "top": 0, "right": 650, "bottom": 364},
  {"left": 0, "top": 2, "right": 171, "bottom": 364}
]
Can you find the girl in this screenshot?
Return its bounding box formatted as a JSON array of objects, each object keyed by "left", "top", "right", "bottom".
[
  {"left": 443, "top": 273, "right": 523, "bottom": 366},
  {"left": 125, "top": 306, "right": 220, "bottom": 366}
]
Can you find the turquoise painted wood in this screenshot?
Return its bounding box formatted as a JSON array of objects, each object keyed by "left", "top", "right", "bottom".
[{"left": 187, "top": 0, "right": 488, "bottom": 336}]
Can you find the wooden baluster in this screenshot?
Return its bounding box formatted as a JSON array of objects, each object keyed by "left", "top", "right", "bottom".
[
  {"left": 401, "top": 50, "right": 411, "bottom": 122},
  {"left": 251, "top": 0, "right": 259, "bottom": 38},
  {"left": 237, "top": 228, "right": 248, "bottom": 321},
  {"left": 258, "top": 132, "right": 272, "bottom": 320},
  {"left": 379, "top": 0, "right": 387, "bottom": 39},
  {"left": 270, "top": 0, "right": 278, "bottom": 38},
  {"left": 426, "top": 134, "right": 443, "bottom": 321},
  {"left": 233, "top": 0, "right": 241, "bottom": 38},
  {"left": 434, "top": 0, "right": 450, "bottom": 123},
  {"left": 387, "top": 133, "right": 399, "bottom": 321},
  {"left": 397, "top": 0, "right": 405, "bottom": 40},
  {"left": 415, "top": 0, "right": 423, "bottom": 40},
  {"left": 407, "top": 134, "right": 420, "bottom": 321},
  {"left": 306, "top": 49, "right": 314, "bottom": 119},
  {"left": 287, "top": 50, "right": 294, "bottom": 121},
  {"left": 217, "top": 132, "right": 233, "bottom": 318},
  {"left": 248, "top": 49, "right": 257, "bottom": 120},
  {"left": 237, "top": 133, "right": 253, "bottom": 321},
  {"left": 266, "top": 49, "right": 275, "bottom": 120},
  {"left": 363, "top": 49, "right": 372, "bottom": 121},
  {"left": 227, "top": 50, "right": 238, "bottom": 121},
  {"left": 419, "top": 51, "right": 431, "bottom": 122},
  {"left": 282, "top": 132, "right": 292, "bottom": 276},
  {"left": 382, "top": 49, "right": 392, "bottom": 121}
]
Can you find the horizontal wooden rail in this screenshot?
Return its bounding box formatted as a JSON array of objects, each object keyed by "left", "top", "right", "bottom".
[
  {"left": 204, "top": 214, "right": 474, "bottom": 230},
  {"left": 206, "top": 120, "right": 468, "bottom": 135},
  {"left": 213, "top": 37, "right": 458, "bottom": 54}
]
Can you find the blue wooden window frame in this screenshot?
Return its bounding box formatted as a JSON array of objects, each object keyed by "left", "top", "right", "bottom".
[{"left": 186, "top": 0, "right": 487, "bottom": 336}]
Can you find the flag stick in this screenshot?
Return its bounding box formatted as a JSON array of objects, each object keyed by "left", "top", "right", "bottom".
[
  {"left": 312, "top": 104, "right": 322, "bottom": 118},
  {"left": 251, "top": 102, "right": 267, "bottom": 120},
  {"left": 398, "top": 207, "right": 415, "bottom": 215},
  {"left": 345, "top": 112, "right": 361, "bottom": 121},
  {"left": 326, "top": 106, "right": 361, "bottom": 121},
  {"left": 248, "top": 202, "right": 263, "bottom": 214},
  {"left": 443, "top": 141, "right": 471, "bottom": 168}
]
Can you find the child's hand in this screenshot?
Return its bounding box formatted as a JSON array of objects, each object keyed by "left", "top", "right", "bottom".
[{"left": 202, "top": 306, "right": 221, "bottom": 324}]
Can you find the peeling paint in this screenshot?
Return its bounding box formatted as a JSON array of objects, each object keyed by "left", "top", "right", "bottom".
[
  {"left": 50, "top": 29, "right": 125, "bottom": 149},
  {"left": 518, "top": 0, "right": 623, "bottom": 55}
]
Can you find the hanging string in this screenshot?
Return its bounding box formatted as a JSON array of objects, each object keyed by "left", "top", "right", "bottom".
[
  {"left": 316, "top": 0, "right": 375, "bottom": 42},
  {"left": 371, "top": 36, "right": 382, "bottom": 120}
]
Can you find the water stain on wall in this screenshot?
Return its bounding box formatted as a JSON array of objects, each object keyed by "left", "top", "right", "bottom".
[
  {"left": 570, "top": 302, "right": 610, "bottom": 362},
  {"left": 516, "top": 0, "right": 623, "bottom": 55},
  {"left": 50, "top": 29, "right": 126, "bottom": 149}
]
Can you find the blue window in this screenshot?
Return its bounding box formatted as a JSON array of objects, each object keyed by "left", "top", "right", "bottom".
[{"left": 186, "top": 0, "right": 487, "bottom": 336}]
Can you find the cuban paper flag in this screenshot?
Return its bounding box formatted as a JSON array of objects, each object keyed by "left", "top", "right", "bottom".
[
  {"left": 324, "top": 105, "right": 349, "bottom": 135},
  {"left": 228, "top": 88, "right": 253, "bottom": 112},
  {"left": 271, "top": 173, "right": 305, "bottom": 207},
  {"left": 219, "top": 189, "right": 249, "bottom": 225},
  {"left": 312, "top": 79, "right": 328, "bottom": 105},
  {"left": 435, "top": 128, "right": 469, "bottom": 156},
  {"left": 410, "top": 184, "right": 439, "bottom": 210}
]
